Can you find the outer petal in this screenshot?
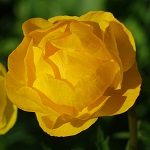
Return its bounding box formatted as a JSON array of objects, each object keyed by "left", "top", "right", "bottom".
[
  {"left": 109, "top": 21, "right": 135, "bottom": 71},
  {"left": 79, "top": 11, "right": 114, "bottom": 31},
  {"left": 0, "top": 63, "right": 7, "bottom": 120},
  {"left": 79, "top": 11, "right": 136, "bottom": 72},
  {"left": 0, "top": 63, "right": 6, "bottom": 76},
  {"left": 0, "top": 97, "right": 17, "bottom": 135},
  {"left": 36, "top": 112, "right": 97, "bottom": 137},
  {"left": 0, "top": 63, "right": 17, "bottom": 134},
  {"left": 104, "top": 24, "right": 123, "bottom": 89},
  {"left": 28, "top": 21, "right": 69, "bottom": 45},
  {"left": 48, "top": 16, "right": 78, "bottom": 24},
  {"left": 23, "top": 18, "right": 52, "bottom": 36},
  {"left": 5, "top": 73, "right": 44, "bottom": 113},
  {"left": 0, "top": 76, "right": 7, "bottom": 123},
  {"left": 93, "top": 62, "right": 141, "bottom": 117},
  {"left": 24, "top": 17, "right": 76, "bottom": 45},
  {"left": 8, "top": 37, "right": 29, "bottom": 83}
]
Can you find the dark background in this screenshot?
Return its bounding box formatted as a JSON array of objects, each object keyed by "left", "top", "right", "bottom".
[{"left": 0, "top": 0, "right": 150, "bottom": 149}]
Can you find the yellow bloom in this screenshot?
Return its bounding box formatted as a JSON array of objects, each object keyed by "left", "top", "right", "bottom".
[
  {"left": 0, "top": 63, "right": 17, "bottom": 134},
  {"left": 5, "top": 11, "right": 141, "bottom": 136}
]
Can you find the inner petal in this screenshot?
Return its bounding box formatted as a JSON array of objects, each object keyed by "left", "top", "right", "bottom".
[
  {"left": 38, "top": 22, "right": 69, "bottom": 51},
  {"left": 49, "top": 49, "right": 101, "bottom": 86},
  {"left": 24, "top": 45, "right": 55, "bottom": 86},
  {"left": 33, "top": 74, "right": 75, "bottom": 107},
  {"left": 74, "top": 60, "right": 119, "bottom": 110},
  {"left": 50, "top": 21, "right": 112, "bottom": 60}
]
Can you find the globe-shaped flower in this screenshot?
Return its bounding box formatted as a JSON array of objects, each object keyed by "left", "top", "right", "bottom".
[{"left": 5, "top": 11, "right": 141, "bottom": 136}]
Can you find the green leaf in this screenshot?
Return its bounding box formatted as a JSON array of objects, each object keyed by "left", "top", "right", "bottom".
[
  {"left": 96, "top": 126, "right": 110, "bottom": 150},
  {"left": 125, "top": 140, "right": 130, "bottom": 150},
  {"left": 138, "top": 121, "right": 150, "bottom": 147},
  {"left": 113, "top": 132, "right": 129, "bottom": 139}
]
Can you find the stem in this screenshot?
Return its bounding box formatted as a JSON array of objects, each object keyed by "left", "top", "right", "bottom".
[{"left": 128, "top": 105, "right": 138, "bottom": 150}]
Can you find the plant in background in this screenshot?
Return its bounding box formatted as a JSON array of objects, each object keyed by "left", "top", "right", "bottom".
[
  {"left": 5, "top": 11, "right": 141, "bottom": 140},
  {"left": 0, "top": 63, "right": 17, "bottom": 135}
]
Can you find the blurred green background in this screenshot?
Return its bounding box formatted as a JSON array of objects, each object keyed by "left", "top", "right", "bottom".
[{"left": 0, "top": 0, "right": 150, "bottom": 149}]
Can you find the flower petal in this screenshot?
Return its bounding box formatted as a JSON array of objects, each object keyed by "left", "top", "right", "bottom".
[
  {"left": 23, "top": 18, "right": 51, "bottom": 36},
  {"left": 79, "top": 11, "right": 136, "bottom": 72},
  {"left": 0, "top": 63, "right": 17, "bottom": 134},
  {"left": 49, "top": 51, "right": 119, "bottom": 110},
  {"left": 33, "top": 74, "right": 75, "bottom": 107},
  {"left": 74, "top": 60, "right": 119, "bottom": 110},
  {"left": 104, "top": 24, "right": 123, "bottom": 89},
  {"left": 49, "top": 49, "right": 102, "bottom": 85},
  {"left": 36, "top": 112, "right": 97, "bottom": 137},
  {"left": 0, "top": 98, "right": 17, "bottom": 134},
  {"left": 48, "top": 16, "right": 78, "bottom": 24},
  {"left": 93, "top": 62, "right": 141, "bottom": 117},
  {"left": 38, "top": 22, "right": 69, "bottom": 50},
  {"left": 0, "top": 63, "right": 6, "bottom": 76},
  {"left": 24, "top": 44, "right": 55, "bottom": 86},
  {"left": 79, "top": 11, "right": 114, "bottom": 31},
  {"left": 109, "top": 21, "right": 135, "bottom": 71},
  {"left": 29, "top": 21, "right": 69, "bottom": 45},
  {"left": 0, "top": 76, "right": 7, "bottom": 122},
  {"left": 8, "top": 38, "right": 29, "bottom": 83},
  {"left": 5, "top": 74, "right": 44, "bottom": 112},
  {"left": 51, "top": 21, "right": 112, "bottom": 60}
]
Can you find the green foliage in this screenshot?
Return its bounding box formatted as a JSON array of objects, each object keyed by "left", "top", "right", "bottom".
[
  {"left": 0, "top": 0, "right": 150, "bottom": 149},
  {"left": 96, "top": 126, "right": 109, "bottom": 150}
]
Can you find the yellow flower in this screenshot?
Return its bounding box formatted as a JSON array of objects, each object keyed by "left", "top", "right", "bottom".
[
  {"left": 0, "top": 63, "right": 17, "bottom": 134},
  {"left": 5, "top": 11, "right": 141, "bottom": 136}
]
